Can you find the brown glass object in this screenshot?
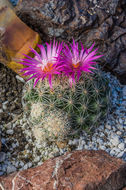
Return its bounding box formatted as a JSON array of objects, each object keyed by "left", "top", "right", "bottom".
[{"left": 0, "top": 1, "right": 40, "bottom": 77}]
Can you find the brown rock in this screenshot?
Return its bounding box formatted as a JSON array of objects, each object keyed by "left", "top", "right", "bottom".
[
  {"left": 0, "top": 150, "right": 126, "bottom": 190},
  {"left": 16, "top": 0, "right": 97, "bottom": 39},
  {"left": 16, "top": 0, "right": 126, "bottom": 84}
]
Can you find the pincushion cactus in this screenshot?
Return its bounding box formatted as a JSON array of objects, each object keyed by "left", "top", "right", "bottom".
[
  {"left": 21, "top": 40, "right": 111, "bottom": 142},
  {"left": 23, "top": 70, "right": 110, "bottom": 141}
]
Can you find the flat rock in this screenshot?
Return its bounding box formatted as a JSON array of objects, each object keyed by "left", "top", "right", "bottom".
[
  {"left": 0, "top": 150, "right": 126, "bottom": 190},
  {"left": 16, "top": 0, "right": 126, "bottom": 84}
]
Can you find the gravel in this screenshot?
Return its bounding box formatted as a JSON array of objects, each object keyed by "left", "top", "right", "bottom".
[
  {"left": 0, "top": 152, "right": 6, "bottom": 162},
  {"left": 0, "top": 63, "right": 126, "bottom": 176},
  {"left": 0, "top": 64, "right": 23, "bottom": 124}
]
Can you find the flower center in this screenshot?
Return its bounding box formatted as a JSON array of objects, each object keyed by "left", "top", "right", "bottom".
[
  {"left": 72, "top": 62, "right": 80, "bottom": 69},
  {"left": 43, "top": 62, "right": 53, "bottom": 72}
]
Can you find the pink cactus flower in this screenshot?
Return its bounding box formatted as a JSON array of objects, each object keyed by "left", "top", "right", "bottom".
[
  {"left": 19, "top": 41, "right": 63, "bottom": 88},
  {"left": 61, "top": 40, "right": 103, "bottom": 86}
]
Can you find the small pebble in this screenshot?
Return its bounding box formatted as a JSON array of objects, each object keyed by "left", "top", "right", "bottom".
[
  {"left": 36, "top": 144, "right": 42, "bottom": 149},
  {"left": 99, "top": 145, "right": 106, "bottom": 150},
  {"left": 119, "top": 118, "right": 123, "bottom": 124},
  {"left": 20, "top": 119, "right": 23, "bottom": 125},
  {"left": 2, "top": 101, "right": 8, "bottom": 110},
  {"left": 110, "top": 149, "right": 115, "bottom": 156},
  {"left": 6, "top": 129, "right": 14, "bottom": 135},
  {"left": 14, "top": 161, "right": 19, "bottom": 168},
  {"left": 0, "top": 152, "right": 6, "bottom": 162},
  {"left": 118, "top": 143, "right": 125, "bottom": 151},
  {"left": 23, "top": 164, "right": 28, "bottom": 170},
  {"left": 37, "top": 161, "right": 43, "bottom": 166},
  {"left": 16, "top": 75, "right": 25, "bottom": 83},
  {"left": 34, "top": 156, "right": 40, "bottom": 162},
  {"left": 19, "top": 161, "right": 24, "bottom": 167},
  {"left": 116, "top": 131, "right": 122, "bottom": 135},
  {"left": 27, "top": 162, "right": 32, "bottom": 168},
  {"left": 2, "top": 101, "right": 8, "bottom": 105},
  {"left": 117, "top": 124, "right": 124, "bottom": 131},
  {"left": 105, "top": 124, "right": 111, "bottom": 130},
  {"left": 1, "top": 164, "right": 7, "bottom": 172},
  {"left": 117, "top": 151, "right": 124, "bottom": 158},
  {"left": 110, "top": 135, "right": 120, "bottom": 146},
  {"left": 0, "top": 109, "right": 3, "bottom": 113},
  {"left": 112, "top": 147, "right": 120, "bottom": 154},
  {"left": 7, "top": 165, "right": 16, "bottom": 174},
  {"left": 12, "top": 143, "right": 17, "bottom": 149},
  {"left": 97, "top": 139, "right": 103, "bottom": 144},
  {"left": 99, "top": 132, "right": 105, "bottom": 137}
]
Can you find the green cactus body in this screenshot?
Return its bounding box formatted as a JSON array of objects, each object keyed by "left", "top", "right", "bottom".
[{"left": 22, "top": 69, "right": 110, "bottom": 141}]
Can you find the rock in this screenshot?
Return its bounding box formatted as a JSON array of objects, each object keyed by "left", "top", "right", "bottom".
[
  {"left": 6, "top": 129, "right": 14, "bottom": 135},
  {"left": 119, "top": 118, "right": 123, "bottom": 124},
  {"left": 110, "top": 149, "right": 116, "bottom": 156},
  {"left": 16, "top": 0, "right": 126, "bottom": 84},
  {"left": 2, "top": 101, "right": 8, "bottom": 110},
  {"left": 15, "top": 75, "right": 25, "bottom": 83},
  {"left": 110, "top": 135, "right": 120, "bottom": 146},
  {"left": 116, "top": 130, "right": 122, "bottom": 135},
  {"left": 0, "top": 150, "right": 126, "bottom": 190},
  {"left": 7, "top": 165, "right": 16, "bottom": 174},
  {"left": 118, "top": 143, "right": 125, "bottom": 151},
  {"left": 117, "top": 151, "right": 124, "bottom": 158},
  {"left": 0, "top": 152, "right": 6, "bottom": 162},
  {"left": 105, "top": 124, "right": 111, "bottom": 130}
]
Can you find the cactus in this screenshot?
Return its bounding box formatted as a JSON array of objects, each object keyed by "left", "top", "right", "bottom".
[
  {"left": 22, "top": 68, "right": 110, "bottom": 141},
  {"left": 20, "top": 40, "right": 110, "bottom": 141}
]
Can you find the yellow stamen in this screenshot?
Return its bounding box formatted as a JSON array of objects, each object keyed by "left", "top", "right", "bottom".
[
  {"left": 72, "top": 62, "right": 80, "bottom": 68},
  {"left": 43, "top": 62, "right": 53, "bottom": 72}
]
